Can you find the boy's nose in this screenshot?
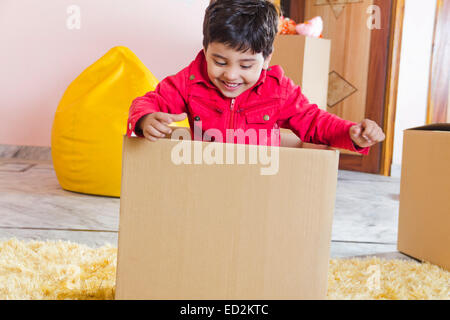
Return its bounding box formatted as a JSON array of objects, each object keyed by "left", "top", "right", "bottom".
[{"left": 223, "top": 69, "right": 239, "bottom": 82}]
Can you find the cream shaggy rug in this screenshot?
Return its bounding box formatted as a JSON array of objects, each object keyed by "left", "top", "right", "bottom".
[{"left": 0, "top": 239, "right": 449, "bottom": 300}]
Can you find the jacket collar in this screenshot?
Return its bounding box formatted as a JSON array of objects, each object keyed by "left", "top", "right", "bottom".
[
  {"left": 189, "top": 50, "right": 281, "bottom": 96},
  {"left": 189, "top": 50, "right": 217, "bottom": 90}
]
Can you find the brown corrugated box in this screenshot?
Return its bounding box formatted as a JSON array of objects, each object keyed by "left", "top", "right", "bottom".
[
  {"left": 115, "top": 128, "right": 339, "bottom": 299},
  {"left": 270, "top": 35, "right": 331, "bottom": 110},
  {"left": 397, "top": 123, "right": 450, "bottom": 271}
]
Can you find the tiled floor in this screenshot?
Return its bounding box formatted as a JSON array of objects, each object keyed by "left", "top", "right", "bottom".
[{"left": 0, "top": 154, "right": 416, "bottom": 261}]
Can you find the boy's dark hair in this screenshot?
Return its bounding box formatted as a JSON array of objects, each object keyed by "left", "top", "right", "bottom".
[{"left": 203, "top": 0, "right": 280, "bottom": 59}]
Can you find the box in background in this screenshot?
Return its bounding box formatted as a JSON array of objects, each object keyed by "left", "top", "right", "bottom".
[
  {"left": 115, "top": 128, "right": 339, "bottom": 299},
  {"left": 397, "top": 123, "right": 450, "bottom": 271},
  {"left": 270, "top": 35, "right": 331, "bottom": 110}
]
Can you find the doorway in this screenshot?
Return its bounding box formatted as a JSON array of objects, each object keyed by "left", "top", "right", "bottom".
[{"left": 279, "top": 0, "right": 404, "bottom": 175}]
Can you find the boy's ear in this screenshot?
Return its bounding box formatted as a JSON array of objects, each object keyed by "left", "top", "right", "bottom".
[{"left": 263, "top": 52, "right": 274, "bottom": 70}]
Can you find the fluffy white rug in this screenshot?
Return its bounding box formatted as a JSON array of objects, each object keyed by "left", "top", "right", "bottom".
[{"left": 0, "top": 239, "right": 448, "bottom": 300}]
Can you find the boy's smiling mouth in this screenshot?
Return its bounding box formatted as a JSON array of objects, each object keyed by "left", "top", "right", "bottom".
[{"left": 221, "top": 80, "right": 243, "bottom": 91}]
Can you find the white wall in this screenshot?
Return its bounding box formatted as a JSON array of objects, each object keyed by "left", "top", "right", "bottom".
[
  {"left": 0, "top": 0, "right": 209, "bottom": 147},
  {"left": 392, "top": 0, "right": 437, "bottom": 166}
]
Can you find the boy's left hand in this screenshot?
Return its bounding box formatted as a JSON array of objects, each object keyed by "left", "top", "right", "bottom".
[{"left": 349, "top": 119, "right": 385, "bottom": 148}]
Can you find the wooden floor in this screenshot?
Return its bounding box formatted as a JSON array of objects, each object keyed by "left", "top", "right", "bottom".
[{"left": 0, "top": 153, "right": 415, "bottom": 261}]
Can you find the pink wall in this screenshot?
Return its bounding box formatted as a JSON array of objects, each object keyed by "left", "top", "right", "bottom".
[{"left": 0, "top": 0, "right": 208, "bottom": 146}]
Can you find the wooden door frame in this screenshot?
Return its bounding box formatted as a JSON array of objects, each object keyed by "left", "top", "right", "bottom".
[
  {"left": 286, "top": 0, "right": 405, "bottom": 175},
  {"left": 380, "top": 0, "right": 405, "bottom": 176},
  {"left": 426, "top": 0, "right": 449, "bottom": 124}
]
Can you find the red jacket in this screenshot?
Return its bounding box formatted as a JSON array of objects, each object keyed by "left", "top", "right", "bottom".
[{"left": 127, "top": 50, "right": 369, "bottom": 154}]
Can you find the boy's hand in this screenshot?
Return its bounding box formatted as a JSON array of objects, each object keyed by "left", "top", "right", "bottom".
[
  {"left": 349, "top": 119, "right": 385, "bottom": 148},
  {"left": 138, "top": 112, "right": 187, "bottom": 142}
]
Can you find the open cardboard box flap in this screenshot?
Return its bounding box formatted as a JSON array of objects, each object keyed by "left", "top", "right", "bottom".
[{"left": 407, "top": 123, "right": 450, "bottom": 131}]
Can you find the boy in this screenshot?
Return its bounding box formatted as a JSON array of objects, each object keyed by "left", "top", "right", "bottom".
[{"left": 127, "top": 0, "right": 385, "bottom": 152}]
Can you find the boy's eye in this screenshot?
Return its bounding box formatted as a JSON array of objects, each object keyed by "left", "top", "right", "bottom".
[{"left": 213, "top": 60, "right": 252, "bottom": 69}]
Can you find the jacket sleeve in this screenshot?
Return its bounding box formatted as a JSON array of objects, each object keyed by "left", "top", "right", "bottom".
[
  {"left": 278, "top": 78, "right": 369, "bottom": 155},
  {"left": 127, "top": 69, "right": 188, "bottom": 137}
]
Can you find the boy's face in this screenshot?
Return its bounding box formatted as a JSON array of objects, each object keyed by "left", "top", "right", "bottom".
[{"left": 204, "top": 42, "right": 272, "bottom": 98}]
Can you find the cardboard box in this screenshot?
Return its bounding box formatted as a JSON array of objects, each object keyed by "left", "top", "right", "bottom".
[
  {"left": 270, "top": 35, "right": 331, "bottom": 110},
  {"left": 115, "top": 128, "right": 339, "bottom": 299},
  {"left": 397, "top": 123, "right": 450, "bottom": 271}
]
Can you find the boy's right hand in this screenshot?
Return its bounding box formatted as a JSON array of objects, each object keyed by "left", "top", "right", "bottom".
[{"left": 138, "top": 112, "right": 187, "bottom": 142}]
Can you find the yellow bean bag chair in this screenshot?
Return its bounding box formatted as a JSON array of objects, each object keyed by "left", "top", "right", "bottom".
[{"left": 51, "top": 46, "right": 189, "bottom": 197}]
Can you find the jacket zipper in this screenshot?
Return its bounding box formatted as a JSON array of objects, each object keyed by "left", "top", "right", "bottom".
[{"left": 229, "top": 98, "right": 236, "bottom": 129}]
